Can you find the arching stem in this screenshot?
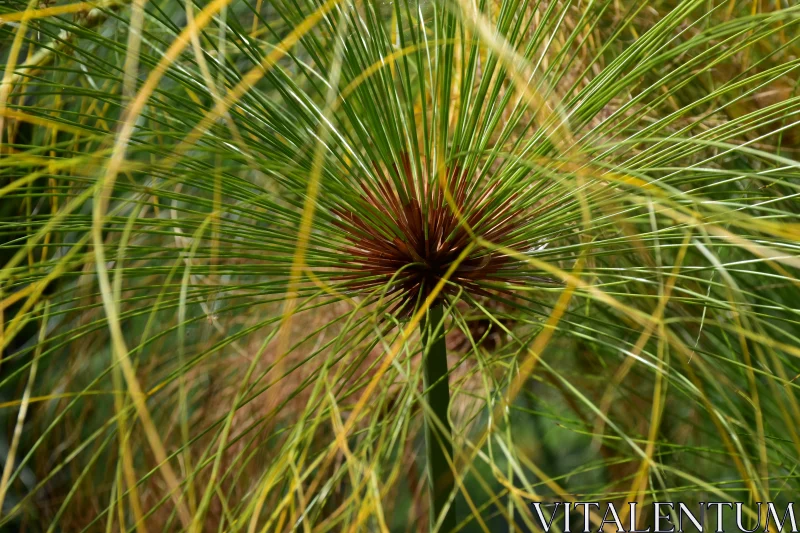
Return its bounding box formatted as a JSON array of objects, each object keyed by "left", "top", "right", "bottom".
[{"left": 421, "top": 303, "right": 456, "bottom": 532}]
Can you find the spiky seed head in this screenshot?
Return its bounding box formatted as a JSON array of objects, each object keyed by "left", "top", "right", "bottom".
[{"left": 332, "top": 154, "right": 551, "bottom": 315}]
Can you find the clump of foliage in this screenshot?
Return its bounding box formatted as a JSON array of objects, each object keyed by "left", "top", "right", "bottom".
[{"left": 1, "top": 0, "right": 799, "bottom": 531}]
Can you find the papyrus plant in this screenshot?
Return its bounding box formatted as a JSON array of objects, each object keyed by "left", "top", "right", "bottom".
[
  {"left": 1, "top": 0, "right": 800, "bottom": 530},
  {"left": 331, "top": 151, "right": 558, "bottom": 527}
]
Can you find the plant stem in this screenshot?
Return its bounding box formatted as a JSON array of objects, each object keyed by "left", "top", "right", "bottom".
[{"left": 421, "top": 303, "right": 456, "bottom": 532}]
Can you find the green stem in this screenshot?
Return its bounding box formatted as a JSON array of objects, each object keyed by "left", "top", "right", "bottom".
[{"left": 421, "top": 303, "right": 456, "bottom": 532}]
